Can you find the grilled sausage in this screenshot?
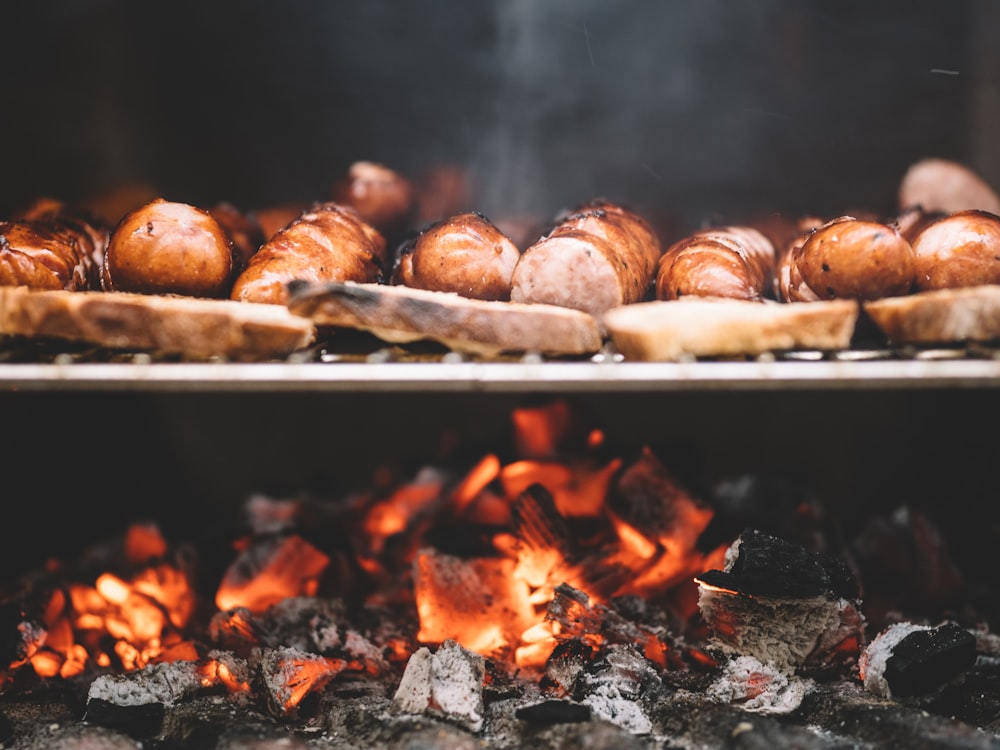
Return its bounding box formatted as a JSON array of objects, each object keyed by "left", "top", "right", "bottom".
[
  {"left": 391, "top": 211, "right": 520, "bottom": 301},
  {"left": 786, "top": 216, "right": 915, "bottom": 301},
  {"left": 0, "top": 199, "right": 108, "bottom": 290},
  {"left": 230, "top": 201, "right": 386, "bottom": 305},
  {"left": 509, "top": 199, "right": 661, "bottom": 315},
  {"left": 208, "top": 201, "right": 266, "bottom": 273},
  {"left": 909, "top": 209, "right": 1000, "bottom": 291},
  {"left": 898, "top": 158, "right": 1000, "bottom": 216},
  {"left": 330, "top": 160, "right": 416, "bottom": 239},
  {"left": 774, "top": 216, "right": 825, "bottom": 302},
  {"left": 655, "top": 225, "right": 776, "bottom": 302},
  {"left": 102, "top": 198, "right": 235, "bottom": 298}
]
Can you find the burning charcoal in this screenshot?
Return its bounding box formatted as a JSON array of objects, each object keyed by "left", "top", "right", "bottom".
[
  {"left": 694, "top": 529, "right": 865, "bottom": 673},
  {"left": 604, "top": 447, "right": 715, "bottom": 597},
  {"left": 240, "top": 597, "right": 392, "bottom": 683},
  {"left": 510, "top": 398, "right": 587, "bottom": 460},
  {"left": 543, "top": 584, "right": 673, "bottom": 670},
  {"left": 543, "top": 638, "right": 599, "bottom": 696},
  {"left": 202, "top": 649, "right": 253, "bottom": 695},
  {"left": 859, "top": 621, "right": 977, "bottom": 699},
  {"left": 515, "top": 698, "right": 592, "bottom": 725},
  {"left": 0, "top": 595, "right": 47, "bottom": 671},
  {"left": 85, "top": 653, "right": 251, "bottom": 732},
  {"left": 215, "top": 534, "right": 330, "bottom": 614},
  {"left": 609, "top": 447, "right": 712, "bottom": 549},
  {"left": 208, "top": 606, "right": 262, "bottom": 656},
  {"left": 392, "top": 639, "right": 485, "bottom": 733},
  {"left": 506, "top": 485, "right": 635, "bottom": 611},
  {"left": 571, "top": 644, "right": 661, "bottom": 735},
  {"left": 705, "top": 655, "right": 811, "bottom": 714},
  {"left": 412, "top": 548, "right": 534, "bottom": 658},
  {"left": 259, "top": 646, "right": 345, "bottom": 717},
  {"left": 86, "top": 660, "right": 206, "bottom": 709}
]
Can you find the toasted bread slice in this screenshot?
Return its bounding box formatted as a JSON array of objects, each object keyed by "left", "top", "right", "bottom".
[
  {"left": 286, "top": 280, "right": 603, "bottom": 357},
  {"left": 863, "top": 284, "right": 1000, "bottom": 344},
  {"left": 0, "top": 286, "right": 316, "bottom": 361},
  {"left": 602, "top": 297, "right": 859, "bottom": 361}
]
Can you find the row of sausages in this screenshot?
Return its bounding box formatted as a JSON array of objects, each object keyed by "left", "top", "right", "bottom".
[{"left": 2, "top": 158, "right": 1000, "bottom": 315}]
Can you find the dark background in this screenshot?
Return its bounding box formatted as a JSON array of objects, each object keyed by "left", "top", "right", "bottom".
[{"left": 2, "top": 0, "right": 997, "bottom": 231}]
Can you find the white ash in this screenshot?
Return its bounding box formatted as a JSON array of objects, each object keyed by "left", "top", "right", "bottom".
[
  {"left": 342, "top": 629, "right": 388, "bottom": 672},
  {"left": 581, "top": 682, "right": 652, "bottom": 736},
  {"left": 258, "top": 597, "right": 345, "bottom": 652},
  {"left": 392, "top": 639, "right": 485, "bottom": 733},
  {"left": 574, "top": 645, "right": 658, "bottom": 736},
  {"left": 87, "top": 660, "right": 205, "bottom": 707},
  {"left": 697, "top": 588, "right": 865, "bottom": 674},
  {"left": 706, "top": 655, "right": 812, "bottom": 715},
  {"left": 245, "top": 493, "right": 302, "bottom": 534},
  {"left": 859, "top": 622, "right": 931, "bottom": 698}
]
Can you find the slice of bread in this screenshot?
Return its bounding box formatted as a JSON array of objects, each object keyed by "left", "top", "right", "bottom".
[
  {"left": 286, "top": 280, "right": 603, "bottom": 357},
  {"left": 602, "top": 297, "right": 859, "bottom": 361},
  {"left": 0, "top": 286, "right": 316, "bottom": 361},
  {"left": 863, "top": 284, "right": 1000, "bottom": 344}
]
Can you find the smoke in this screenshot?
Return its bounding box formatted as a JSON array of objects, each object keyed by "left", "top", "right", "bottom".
[
  {"left": 465, "top": 0, "right": 787, "bottom": 225},
  {"left": 461, "top": 0, "right": 976, "bottom": 229},
  {"left": 0, "top": 1, "right": 979, "bottom": 228}
]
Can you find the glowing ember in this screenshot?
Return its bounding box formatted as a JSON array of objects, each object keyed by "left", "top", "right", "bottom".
[
  {"left": 3, "top": 399, "right": 743, "bottom": 721},
  {"left": 413, "top": 549, "right": 535, "bottom": 658},
  {"left": 215, "top": 534, "right": 330, "bottom": 614},
  {"left": 261, "top": 647, "right": 345, "bottom": 715}
]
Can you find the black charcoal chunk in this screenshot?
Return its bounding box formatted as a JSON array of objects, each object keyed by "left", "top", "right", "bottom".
[
  {"left": 696, "top": 529, "right": 865, "bottom": 672},
  {"left": 515, "top": 699, "right": 592, "bottom": 725},
  {"left": 885, "top": 623, "right": 978, "bottom": 698},
  {"left": 697, "top": 528, "right": 858, "bottom": 600},
  {"left": 83, "top": 697, "right": 164, "bottom": 738}
]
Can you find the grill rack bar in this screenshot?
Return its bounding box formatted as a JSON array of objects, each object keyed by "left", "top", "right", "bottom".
[{"left": 1, "top": 337, "right": 999, "bottom": 393}]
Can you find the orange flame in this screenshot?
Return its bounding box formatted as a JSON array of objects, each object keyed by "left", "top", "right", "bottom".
[{"left": 215, "top": 535, "right": 330, "bottom": 614}]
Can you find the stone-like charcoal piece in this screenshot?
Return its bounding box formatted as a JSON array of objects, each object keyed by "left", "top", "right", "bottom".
[
  {"left": 694, "top": 528, "right": 865, "bottom": 673},
  {"left": 860, "top": 621, "right": 978, "bottom": 698},
  {"left": 392, "top": 639, "right": 486, "bottom": 732},
  {"left": 571, "top": 643, "right": 663, "bottom": 735}
]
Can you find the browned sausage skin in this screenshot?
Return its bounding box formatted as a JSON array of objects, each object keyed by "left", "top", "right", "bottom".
[
  {"left": 909, "top": 209, "right": 1000, "bottom": 291},
  {"left": 330, "top": 160, "right": 416, "bottom": 239},
  {"left": 391, "top": 211, "right": 520, "bottom": 301},
  {"left": 102, "top": 198, "right": 235, "bottom": 298},
  {"left": 208, "top": 202, "right": 266, "bottom": 274},
  {"left": 230, "top": 202, "right": 386, "bottom": 305},
  {"left": 656, "top": 225, "right": 776, "bottom": 302},
  {"left": 898, "top": 158, "right": 1000, "bottom": 216},
  {"left": 509, "top": 199, "right": 661, "bottom": 315},
  {"left": 0, "top": 199, "right": 109, "bottom": 290},
  {"left": 784, "top": 216, "right": 915, "bottom": 301},
  {"left": 775, "top": 216, "right": 825, "bottom": 302}
]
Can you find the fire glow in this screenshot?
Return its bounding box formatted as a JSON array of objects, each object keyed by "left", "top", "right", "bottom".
[{"left": 2, "top": 400, "right": 725, "bottom": 713}]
